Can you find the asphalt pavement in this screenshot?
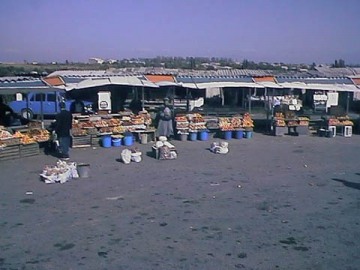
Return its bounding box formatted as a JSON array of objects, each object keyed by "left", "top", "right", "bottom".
[{"left": 0, "top": 132, "right": 360, "bottom": 270}]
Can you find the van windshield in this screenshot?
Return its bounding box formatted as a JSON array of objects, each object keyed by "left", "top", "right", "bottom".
[{"left": 58, "top": 92, "right": 66, "bottom": 102}]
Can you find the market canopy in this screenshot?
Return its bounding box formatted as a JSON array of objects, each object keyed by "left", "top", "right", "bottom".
[
  {"left": 181, "top": 81, "right": 265, "bottom": 89},
  {"left": 277, "top": 82, "right": 307, "bottom": 89},
  {"left": 304, "top": 83, "right": 359, "bottom": 92},
  {"left": 65, "top": 76, "right": 159, "bottom": 91},
  {"left": 0, "top": 78, "right": 65, "bottom": 94}
]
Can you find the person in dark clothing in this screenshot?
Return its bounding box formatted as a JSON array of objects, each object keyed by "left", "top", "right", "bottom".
[
  {"left": 0, "top": 96, "right": 14, "bottom": 127},
  {"left": 129, "top": 99, "right": 142, "bottom": 114},
  {"left": 70, "top": 99, "right": 85, "bottom": 114},
  {"left": 53, "top": 102, "right": 73, "bottom": 159},
  {"left": 156, "top": 98, "right": 174, "bottom": 139}
]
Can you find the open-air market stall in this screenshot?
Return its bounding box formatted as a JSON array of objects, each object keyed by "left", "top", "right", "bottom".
[
  {"left": 272, "top": 111, "right": 310, "bottom": 136},
  {"left": 276, "top": 76, "right": 360, "bottom": 115},
  {"left": 318, "top": 116, "right": 354, "bottom": 137},
  {"left": 177, "top": 75, "right": 264, "bottom": 113},
  {"left": 64, "top": 75, "right": 159, "bottom": 113},
  {"left": 0, "top": 122, "right": 49, "bottom": 161},
  {"left": 71, "top": 110, "right": 156, "bottom": 148},
  {"left": 174, "top": 112, "right": 254, "bottom": 141}
]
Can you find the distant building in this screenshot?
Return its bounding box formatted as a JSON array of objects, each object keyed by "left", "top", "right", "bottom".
[
  {"left": 106, "top": 59, "right": 118, "bottom": 64},
  {"left": 89, "top": 58, "right": 104, "bottom": 64}
]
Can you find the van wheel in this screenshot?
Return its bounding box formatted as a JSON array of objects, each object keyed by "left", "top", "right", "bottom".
[{"left": 21, "top": 108, "right": 33, "bottom": 120}]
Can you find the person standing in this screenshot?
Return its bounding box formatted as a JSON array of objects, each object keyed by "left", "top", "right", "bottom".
[
  {"left": 156, "top": 98, "right": 174, "bottom": 139},
  {"left": 0, "top": 96, "right": 14, "bottom": 127},
  {"left": 54, "top": 102, "right": 73, "bottom": 159}
]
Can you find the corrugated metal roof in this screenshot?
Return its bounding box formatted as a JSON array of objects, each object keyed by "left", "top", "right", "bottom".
[
  {"left": 276, "top": 76, "right": 353, "bottom": 84},
  {"left": 315, "top": 66, "right": 357, "bottom": 77},
  {"left": 65, "top": 76, "right": 159, "bottom": 91},
  {"left": 176, "top": 75, "right": 254, "bottom": 84},
  {"left": 182, "top": 81, "right": 264, "bottom": 89},
  {"left": 0, "top": 79, "right": 47, "bottom": 88},
  {"left": 0, "top": 76, "right": 36, "bottom": 82}
]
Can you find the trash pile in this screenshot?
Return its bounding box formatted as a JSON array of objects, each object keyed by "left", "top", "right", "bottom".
[
  {"left": 40, "top": 160, "right": 79, "bottom": 184},
  {"left": 210, "top": 141, "right": 229, "bottom": 154},
  {"left": 121, "top": 148, "right": 142, "bottom": 164}
]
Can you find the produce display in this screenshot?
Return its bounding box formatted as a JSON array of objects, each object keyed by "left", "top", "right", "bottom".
[
  {"left": 72, "top": 111, "right": 153, "bottom": 137},
  {"left": 273, "top": 113, "right": 309, "bottom": 127},
  {"left": 218, "top": 117, "right": 234, "bottom": 131},
  {"left": 298, "top": 117, "right": 310, "bottom": 126},
  {"left": 274, "top": 119, "right": 286, "bottom": 127},
  {"left": 175, "top": 113, "right": 207, "bottom": 133},
  {"left": 40, "top": 160, "right": 78, "bottom": 184},
  {"left": 0, "top": 130, "right": 13, "bottom": 140},
  {"left": 175, "top": 113, "right": 254, "bottom": 132},
  {"left": 328, "top": 117, "right": 353, "bottom": 126},
  {"left": 242, "top": 113, "right": 254, "bottom": 129}
]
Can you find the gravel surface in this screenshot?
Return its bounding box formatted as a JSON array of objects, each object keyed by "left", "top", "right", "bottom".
[{"left": 1, "top": 133, "right": 360, "bottom": 270}]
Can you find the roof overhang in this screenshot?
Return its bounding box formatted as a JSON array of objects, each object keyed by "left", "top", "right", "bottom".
[
  {"left": 182, "top": 81, "right": 265, "bottom": 89},
  {"left": 65, "top": 76, "right": 159, "bottom": 91},
  {"left": 0, "top": 87, "right": 65, "bottom": 94}
]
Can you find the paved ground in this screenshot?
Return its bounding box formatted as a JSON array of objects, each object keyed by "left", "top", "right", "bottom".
[{"left": 1, "top": 133, "right": 360, "bottom": 270}]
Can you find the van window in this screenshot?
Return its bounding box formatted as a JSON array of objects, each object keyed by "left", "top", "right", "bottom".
[
  {"left": 35, "top": 93, "right": 46, "bottom": 101},
  {"left": 47, "top": 93, "right": 56, "bottom": 102}
]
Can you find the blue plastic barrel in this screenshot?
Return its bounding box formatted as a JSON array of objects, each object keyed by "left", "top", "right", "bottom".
[
  {"left": 199, "top": 131, "right": 209, "bottom": 141},
  {"left": 112, "top": 138, "right": 122, "bottom": 147},
  {"left": 234, "top": 130, "right": 244, "bottom": 139},
  {"left": 101, "top": 135, "right": 111, "bottom": 148},
  {"left": 223, "top": 131, "right": 232, "bottom": 140},
  {"left": 123, "top": 136, "right": 133, "bottom": 146},
  {"left": 245, "top": 131, "right": 253, "bottom": 139},
  {"left": 189, "top": 132, "right": 197, "bottom": 141}
]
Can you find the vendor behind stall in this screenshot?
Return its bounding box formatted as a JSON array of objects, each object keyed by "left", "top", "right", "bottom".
[
  {"left": 0, "top": 96, "right": 14, "bottom": 127},
  {"left": 50, "top": 102, "right": 73, "bottom": 159},
  {"left": 156, "top": 98, "right": 174, "bottom": 139}
]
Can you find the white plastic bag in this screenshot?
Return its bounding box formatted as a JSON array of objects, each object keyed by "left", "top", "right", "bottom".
[{"left": 121, "top": 149, "right": 132, "bottom": 164}]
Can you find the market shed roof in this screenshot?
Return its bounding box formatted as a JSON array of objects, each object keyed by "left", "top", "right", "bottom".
[
  {"left": 65, "top": 76, "right": 159, "bottom": 91},
  {"left": 176, "top": 75, "right": 254, "bottom": 84},
  {"left": 315, "top": 66, "right": 358, "bottom": 77},
  {"left": 0, "top": 78, "right": 63, "bottom": 94},
  {"left": 181, "top": 81, "right": 264, "bottom": 89},
  {"left": 145, "top": 74, "right": 175, "bottom": 83},
  {"left": 350, "top": 77, "right": 360, "bottom": 86},
  {"left": 43, "top": 76, "right": 65, "bottom": 86},
  {"left": 276, "top": 76, "right": 354, "bottom": 84}
]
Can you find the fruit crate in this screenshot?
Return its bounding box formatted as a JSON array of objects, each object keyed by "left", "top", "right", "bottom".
[
  {"left": 20, "top": 143, "right": 40, "bottom": 157},
  {"left": 0, "top": 145, "right": 20, "bottom": 161},
  {"left": 0, "top": 137, "right": 21, "bottom": 146},
  {"left": 90, "top": 135, "right": 100, "bottom": 146},
  {"left": 72, "top": 135, "right": 91, "bottom": 148}
]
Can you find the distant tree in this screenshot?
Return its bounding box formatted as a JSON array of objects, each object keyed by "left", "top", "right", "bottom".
[
  {"left": 339, "top": 59, "right": 345, "bottom": 67},
  {"left": 333, "top": 59, "right": 346, "bottom": 68}
]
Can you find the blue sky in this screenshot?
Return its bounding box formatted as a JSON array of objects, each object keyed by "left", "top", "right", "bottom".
[{"left": 0, "top": 0, "right": 359, "bottom": 64}]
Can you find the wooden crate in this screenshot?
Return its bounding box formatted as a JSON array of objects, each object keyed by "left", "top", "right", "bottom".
[
  {"left": 72, "top": 135, "right": 91, "bottom": 148},
  {"left": 0, "top": 137, "right": 21, "bottom": 146},
  {"left": 0, "top": 145, "right": 20, "bottom": 161},
  {"left": 20, "top": 143, "right": 40, "bottom": 157},
  {"left": 90, "top": 135, "right": 100, "bottom": 146}
]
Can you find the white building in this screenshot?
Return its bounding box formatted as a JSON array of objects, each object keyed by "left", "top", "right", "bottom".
[{"left": 89, "top": 57, "right": 104, "bottom": 64}]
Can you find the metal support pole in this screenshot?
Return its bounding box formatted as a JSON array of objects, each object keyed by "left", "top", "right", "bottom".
[
  {"left": 186, "top": 88, "right": 190, "bottom": 112},
  {"left": 266, "top": 88, "right": 270, "bottom": 133},
  {"left": 346, "top": 92, "right": 350, "bottom": 115},
  {"left": 248, "top": 88, "right": 252, "bottom": 113},
  {"left": 141, "top": 86, "right": 145, "bottom": 111},
  {"left": 40, "top": 93, "right": 44, "bottom": 129}
]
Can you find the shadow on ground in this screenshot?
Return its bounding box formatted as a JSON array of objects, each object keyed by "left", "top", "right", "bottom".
[{"left": 332, "top": 178, "right": 360, "bottom": 191}]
